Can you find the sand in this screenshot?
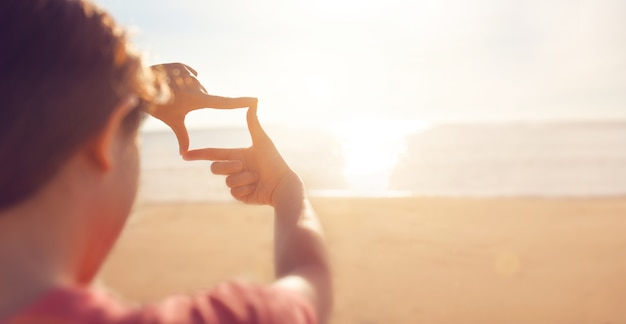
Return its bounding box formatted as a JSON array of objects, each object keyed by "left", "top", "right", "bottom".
[{"left": 100, "top": 197, "right": 626, "bottom": 323}]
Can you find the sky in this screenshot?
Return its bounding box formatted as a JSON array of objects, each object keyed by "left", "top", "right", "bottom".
[{"left": 95, "top": 0, "right": 626, "bottom": 130}]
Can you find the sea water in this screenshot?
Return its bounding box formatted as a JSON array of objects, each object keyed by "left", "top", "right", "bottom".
[{"left": 137, "top": 121, "right": 626, "bottom": 203}]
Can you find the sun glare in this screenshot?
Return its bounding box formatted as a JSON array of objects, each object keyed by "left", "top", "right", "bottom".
[{"left": 331, "top": 120, "right": 430, "bottom": 194}]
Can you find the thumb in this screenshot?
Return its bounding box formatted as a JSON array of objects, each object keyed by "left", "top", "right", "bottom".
[
  {"left": 166, "top": 120, "right": 190, "bottom": 155},
  {"left": 197, "top": 95, "right": 258, "bottom": 110},
  {"left": 246, "top": 104, "right": 270, "bottom": 146}
]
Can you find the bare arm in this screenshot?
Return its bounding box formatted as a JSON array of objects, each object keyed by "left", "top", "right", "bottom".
[
  {"left": 271, "top": 174, "right": 332, "bottom": 323},
  {"left": 183, "top": 106, "right": 332, "bottom": 323}
]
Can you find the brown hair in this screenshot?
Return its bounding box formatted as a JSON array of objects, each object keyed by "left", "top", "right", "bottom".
[{"left": 0, "top": 0, "right": 168, "bottom": 210}]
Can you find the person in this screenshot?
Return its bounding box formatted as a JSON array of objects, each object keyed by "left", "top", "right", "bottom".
[{"left": 0, "top": 0, "right": 332, "bottom": 323}]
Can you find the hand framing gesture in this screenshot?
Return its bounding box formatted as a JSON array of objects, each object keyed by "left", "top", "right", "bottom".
[
  {"left": 182, "top": 106, "right": 298, "bottom": 206},
  {"left": 149, "top": 63, "right": 257, "bottom": 154}
]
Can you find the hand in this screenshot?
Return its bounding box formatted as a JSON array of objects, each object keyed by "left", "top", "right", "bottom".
[
  {"left": 148, "top": 63, "right": 257, "bottom": 154},
  {"left": 182, "top": 105, "right": 301, "bottom": 206}
]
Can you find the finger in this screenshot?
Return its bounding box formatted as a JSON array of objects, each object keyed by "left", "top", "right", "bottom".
[
  {"left": 231, "top": 184, "right": 256, "bottom": 200},
  {"left": 196, "top": 95, "right": 258, "bottom": 110},
  {"left": 225, "top": 172, "right": 257, "bottom": 188},
  {"left": 183, "top": 147, "right": 245, "bottom": 161},
  {"left": 182, "top": 64, "right": 198, "bottom": 76},
  {"left": 210, "top": 161, "right": 243, "bottom": 175},
  {"left": 150, "top": 64, "right": 165, "bottom": 72},
  {"left": 165, "top": 120, "right": 189, "bottom": 155},
  {"left": 184, "top": 75, "right": 202, "bottom": 88},
  {"left": 161, "top": 63, "right": 185, "bottom": 77},
  {"left": 246, "top": 104, "right": 271, "bottom": 146},
  {"left": 156, "top": 63, "right": 193, "bottom": 83}
]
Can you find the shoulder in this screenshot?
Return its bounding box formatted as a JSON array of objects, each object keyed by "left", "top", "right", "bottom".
[{"left": 4, "top": 281, "right": 317, "bottom": 324}]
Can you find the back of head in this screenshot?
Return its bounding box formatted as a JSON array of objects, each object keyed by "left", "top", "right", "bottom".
[{"left": 0, "top": 0, "right": 166, "bottom": 210}]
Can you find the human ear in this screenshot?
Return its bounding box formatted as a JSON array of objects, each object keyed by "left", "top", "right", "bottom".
[{"left": 84, "top": 96, "right": 139, "bottom": 171}]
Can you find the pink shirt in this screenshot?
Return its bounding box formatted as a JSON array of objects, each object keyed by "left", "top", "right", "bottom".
[{"left": 3, "top": 281, "right": 316, "bottom": 324}]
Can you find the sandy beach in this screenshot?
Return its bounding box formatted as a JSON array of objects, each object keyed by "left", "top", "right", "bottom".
[{"left": 101, "top": 197, "right": 626, "bottom": 323}]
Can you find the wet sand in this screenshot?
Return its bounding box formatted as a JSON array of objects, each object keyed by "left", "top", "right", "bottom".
[{"left": 101, "top": 197, "right": 626, "bottom": 323}]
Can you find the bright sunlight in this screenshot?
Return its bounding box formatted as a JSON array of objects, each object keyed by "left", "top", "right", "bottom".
[{"left": 331, "top": 120, "right": 430, "bottom": 194}]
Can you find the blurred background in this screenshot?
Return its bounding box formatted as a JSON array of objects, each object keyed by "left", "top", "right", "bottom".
[
  {"left": 96, "top": 0, "right": 626, "bottom": 202},
  {"left": 96, "top": 1, "right": 626, "bottom": 322},
  {"left": 98, "top": 0, "right": 626, "bottom": 201},
  {"left": 99, "top": 0, "right": 626, "bottom": 125}
]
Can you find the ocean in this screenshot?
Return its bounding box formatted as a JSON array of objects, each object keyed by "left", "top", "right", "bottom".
[{"left": 138, "top": 121, "right": 626, "bottom": 203}]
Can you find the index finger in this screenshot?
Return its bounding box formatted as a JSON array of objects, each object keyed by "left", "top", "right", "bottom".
[
  {"left": 246, "top": 104, "right": 273, "bottom": 147},
  {"left": 183, "top": 147, "right": 246, "bottom": 161}
]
